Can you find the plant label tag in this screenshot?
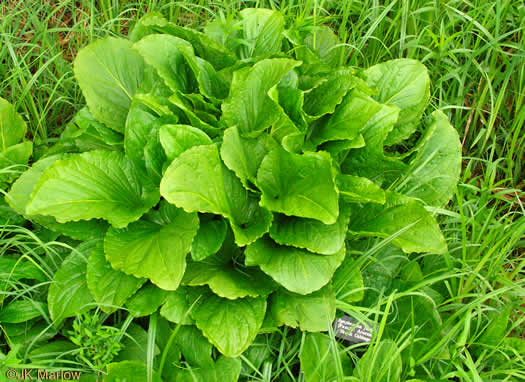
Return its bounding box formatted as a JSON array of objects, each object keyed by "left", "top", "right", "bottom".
[{"left": 333, "top": 315, "right": 373, "bottom": 344}]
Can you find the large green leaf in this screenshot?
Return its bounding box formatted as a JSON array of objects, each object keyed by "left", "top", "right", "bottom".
[
  {"left": 126, "top": 283, "right": 168, "bottom": 317},
  {"left": 221, "top": 58, "right": 300, "bottom": 137},
  {"left": 336, "top": 174, "right": 386, "bottom": 204},
  {"left": 245, "top": 237, "right": 345, "bottom": 295},
  {"left": 172, "top": 325, "right": 213, "bottom": 368},
  {"left": 104, "top": 201, "right": 199, "bottom": 290},
  {"left": 190, "top": 290, "right": 266, "bottom": 357},
  {"left": 86, "top": 245, "right": 146, "bottom": 314},
  {"left": 0, "top": 300, "right": 46, "bottom": 324},
  {"left": 133, "top": 34, "right": 195, "bottom": 92},
  {"left": 300, "top": 333, "right": 353, "bottom": 382},
  {"left": 341, "top": 103, "right": 407, "bottom": 186},
  {"left": 191, "top": 215, "right": 228, "bottom": 261},
  {"left": 28, "top": 340, "right": 77, "bottom": 365},
  {"left": 0, "top": 141, "right": 32, "bottom": 187},
  {"left": 239, "top": 8, "right": 285, "bottom": 58},
  {"left": 389, "top": 283, "right": 443, "bottom": 342},
  {"left": 257, "top": 146, "right": 339, "bottom": 224},
  {"left": 160, "top": 144, "right": 271, "bottom": 246},
  {"left": 270, "top": 284, "right": 336, "bottom": 332},
  {"left": 478, "top": 305, "right": 511, "bottom": 348},
  {"left": 7, "top": 155, "right": 66, "bottom": 216},
  {"left": 0, "top": 97, "right": 27, "bottom": 150},
  {"left": 397, "top": 110, "right": 461, "bottom": 207},
  {"left": 309, "top": 89, "right": 381, "bottom": 147},
  {"left": 0, "top": 97, "right": 31, "bottom": 188},
  {"left": 348, "top": 192, "right": 447, "bottom": 254},
  {"left": 269, "top": 204, "right": 351, "bottom": 255},
  {"left": 303, "top": 26, "right": 345, "bottom": 68},
  {"left": 160, "top": 286, "right": 195, "bottom": 325},
  {"left": 182, "top": 257, "right": 277, "bottom": 299},
  {"left": 362, "top": 58, "right": 430, "bottom": 144},
  {"left": 6, "top": 154, "right": 108, "bottom": 240},
  {"left": 26, "top": 150, "right": 159, "bottom": 229},
  {"left": 48, "top": 242, "right": 96, "bottom": 326},
  {"left": 73, "top": 37, "right": 146, "bottom": 132},
  {"left": 220, "top": 126, "right": 273, "bottom": 189},
  {"left": 160, "top": 124, "right": 212, "bottom": 164},
  {"left": 360, "top": 244, "right": 407, "bottom": 307},
  {"left": 303, "top": 68, "right": 358, "bottom": 117}
]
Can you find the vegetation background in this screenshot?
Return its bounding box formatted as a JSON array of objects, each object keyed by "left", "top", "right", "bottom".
[{"left": 0, "top": 0, "right": 523, "bottom": 381}]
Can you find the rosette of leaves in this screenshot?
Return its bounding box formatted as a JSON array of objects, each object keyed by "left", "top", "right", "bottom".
[{"left": 4, "top": 8, "right": 461, "bottom": 379}]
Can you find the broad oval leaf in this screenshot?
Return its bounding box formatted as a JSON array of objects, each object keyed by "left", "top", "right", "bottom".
[
  {"left": 0, "top": 141, "right": 33, "bottom": 188},
  {"left": 182, "top": 260, "right": 277, "bottom": 300},
  {"left": 86, "top": 245, "right": 146, "bottom": 314},
  {"left": 160, "top": 287, "right": 195, "bottom": 325},
  {"left": 0, "top": 97, "right": 27, "bottom": 150},
  {"left": 160, "top": 124, "right": 212, "bottom": 164},
  {"left": 48, "top": 242, "right": 96, "bottom": 326},
  {"left": 269, "top": 204, "right": 351, "bottom": 255},
  {"left": 362, "top": 58, "right": 430, "bottom": 144},
  {"left": 398, "top": 110, "right": 462, "bottom": 207},
  {"left": 303, "top": 26, "right": 345, "bottom": 68},
  {"left": 176, "top": 356, "right": 241, "bottom": 382},
  {"left": 270, "top": 284, "right": 336, "bottom": 332},
  {"left": 26, "top": 150, "right": 160, "bottom": 229},
  {"left": 126, "top": 283, "right": 168, "bottom": 317},
  {"left": 221, "top": 58, "right": 301, "bottom": 137},
  {"left": 245, "top": 237, "right": 345, "bottom": 295},
  {"left": 0, "top": 300, "right": 46, "bottom": 324},
  {"left": 124, "top": 95, "right": 175, "bottom": 185},
  {"left": 73, "top": 37, "right": 146, "bottom": 132},
  {"left": 133, "top": 34, "right": 195, "bottom": 92},
  {"left": 336, "top": 174, "right": 386, "bottom": 204},
  {"left": 130, "top": 13, "right": 237, "bottom": 70},
  {"left": 348, "top": 191, "right": 447, "bottom": 254},
  {"left": 341, "top": 103, "right": 407, "bottom": 186},
  {"left": 6, "top": 154, "right": 109, "bottom": 241},
  {"left": 257, "top": 146, "right": 339, "bottom": 224},
  {"left": 60, "top": 107, "right": 124, "bottom": 152},
  {"left": 309, "top": 89, "right": 381, "bottom": 147},
  {"left": 239, "top": 8, "right": 285, "bottom": 58},
  {"left": 191, "top": 291, "right": 266, "bottom": 357},
  {"left": 302, "top": 68, "right": 359, "bottom": 118},
  {"left": 104, "top": 202, "right": 199, "bottom": 290},
  {"left": 191, "top": 216, "right": 228, "bottom": 261},
  {"left": 172, "top": 325, "right": 214, "bottom": 368},
  {"left": 220, "top": 126, "right": 272, "bottom": 189}
]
